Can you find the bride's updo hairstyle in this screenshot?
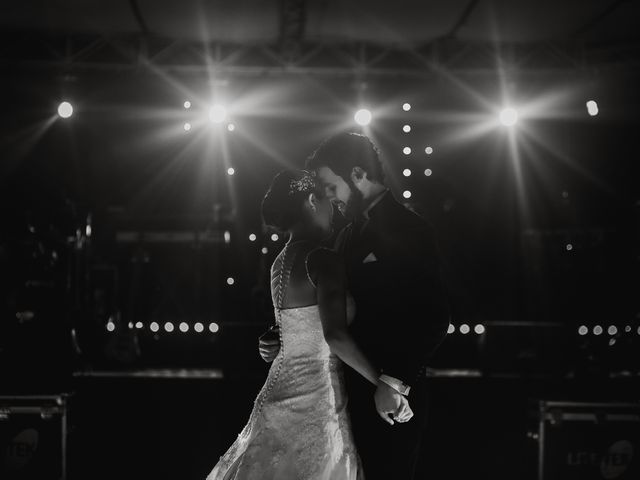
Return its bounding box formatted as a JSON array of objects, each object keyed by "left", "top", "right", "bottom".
[{"left": 262, "top": 169, "right": 323, "bottom": 232}]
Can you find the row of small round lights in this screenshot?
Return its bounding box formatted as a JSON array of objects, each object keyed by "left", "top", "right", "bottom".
[
  {"left": 446, "top": 324, "right": 486, "bottom": 335},
  {"left": 402, "top": 169, "right": 431, "bottom": 178},
  {"left": 401, "top": 146, "right": 433, "bottom": 155},
  {"left": 578, "top": 325, "right": 638, "bottom": 336},
  {"left": 110, "top": 321, "right": 220, "bottom": 334},
  {"left": 404, "top": 146, "right": 434, "bottom": 153},
  {"left": 184, "top": 122, "right": 235, "bottom": 132},
  {"left": 57, "top": 98, "right": 601, "bottom": 124}
]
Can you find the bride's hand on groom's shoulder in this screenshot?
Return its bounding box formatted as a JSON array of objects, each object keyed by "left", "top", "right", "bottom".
[
  {"left": 374, "top": 382, "right": 414, "bottom": 425},
  {"left": 258, "top": 326, "right": 280, "bottom": 363}
]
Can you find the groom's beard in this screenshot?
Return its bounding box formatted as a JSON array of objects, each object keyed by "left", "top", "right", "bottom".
[{"left": 338, "top": 183, "right": 364, "bottom": 220}]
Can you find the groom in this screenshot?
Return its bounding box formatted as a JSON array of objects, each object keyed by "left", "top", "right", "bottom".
[{"left": 260, "top": 132, "right": 449, "bottom": 479}]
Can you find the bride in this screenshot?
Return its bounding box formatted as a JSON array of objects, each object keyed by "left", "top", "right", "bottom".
[{"left": 207, "top": 170, "right": 412, "bottom": 480}]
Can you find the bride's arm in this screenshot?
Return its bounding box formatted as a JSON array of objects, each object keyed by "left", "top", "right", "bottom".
[{"left": 309, "top": 249, "right": 379, "bottom": 386}]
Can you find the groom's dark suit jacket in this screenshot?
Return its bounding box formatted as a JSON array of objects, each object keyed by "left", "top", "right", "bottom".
[{"left": 335, "top": 191, "right": 449, "bottom": 385}]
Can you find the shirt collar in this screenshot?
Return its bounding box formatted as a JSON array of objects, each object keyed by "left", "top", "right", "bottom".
[{"left": 362, "top": 188, "right": 390, "bottom": 220}]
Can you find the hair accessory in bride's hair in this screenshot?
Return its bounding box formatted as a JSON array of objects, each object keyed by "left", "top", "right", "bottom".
[{"left": 288, "top": 171, "right": 316, "bottom": 196}]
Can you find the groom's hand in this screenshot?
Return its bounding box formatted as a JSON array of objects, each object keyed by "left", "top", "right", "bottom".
[
  {"left": 258, "top": 326, "right": 280, "bottom": 363},
  {"left": 374, "top": 382, "right": 411, "bottom": 425}
]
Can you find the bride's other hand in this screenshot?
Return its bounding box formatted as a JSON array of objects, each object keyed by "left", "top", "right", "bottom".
[
  {"left": 374, "top": 382, "right": 405, "bottom": 425},
  {"left": 258, "top": 326, "right": 280, "bottom": 363}
]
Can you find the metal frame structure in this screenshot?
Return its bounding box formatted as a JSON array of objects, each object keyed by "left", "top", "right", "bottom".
[{"left": 1, "top": 30, "right": 638, "bottom": 78}]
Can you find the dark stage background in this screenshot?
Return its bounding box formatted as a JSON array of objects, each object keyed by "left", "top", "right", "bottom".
[{"left": 1, "top": 1, "right": 639, "bottom": 479}]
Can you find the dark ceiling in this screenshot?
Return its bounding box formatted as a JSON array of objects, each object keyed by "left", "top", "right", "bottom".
[{"left": 1, "top": 0, "right": 638, "bottom": 45}]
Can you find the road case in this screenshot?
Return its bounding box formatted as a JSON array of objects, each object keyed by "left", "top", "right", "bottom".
[{"left": 0, "top": 394, "right": 69, "bottom": 480}]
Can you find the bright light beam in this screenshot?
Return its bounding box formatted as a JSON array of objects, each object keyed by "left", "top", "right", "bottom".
[
  {"left": 499, "top": 107, "right": 518, "bottom": 127},
  {"left": 586, "top": 100, "right": 599, "bottom": 116},
  {"left": 58, "top": 101, "right": 73, "bottom": 119},
  {"left": 209, "top": 105, "right": 227, "bottom": 123},
  {"left": 354, "top": 108, "right": 372, "bottom": 126}
]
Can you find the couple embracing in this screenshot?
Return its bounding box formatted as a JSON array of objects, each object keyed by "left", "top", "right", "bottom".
[{"left": 207, "top": 132, "right": 449, "bottom": 480}]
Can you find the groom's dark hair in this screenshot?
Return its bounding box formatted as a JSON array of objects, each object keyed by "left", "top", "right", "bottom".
[{"left": 306, "top": 132, "right": 385, "bottom": 184}]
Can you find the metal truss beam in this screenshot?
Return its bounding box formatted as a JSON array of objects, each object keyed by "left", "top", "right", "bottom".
[{"left": 1, "top": 31, "right": 638, "bottom": 78}]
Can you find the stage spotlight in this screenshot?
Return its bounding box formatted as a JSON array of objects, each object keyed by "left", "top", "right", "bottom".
[
  {"left": 57, "top": 101, "right": 73, "bottom": 119},
  {"left": 164, "top": 322, "right": 175, "bottom": 333},
  {"left": 586, "top": 100, "right": 598, "bottom": 116},
  {"left": 459, "top": 324, "right": 470, "bottom": 334},
  {"left": 106, "top": 321, "right": 115, "bottom": 332},
  {"left": 262, "top": 247, "right": 268, "bottom": 254},
  {"left": 184, "top": 101, "right": 191, "bottom": 109},
  {"left": 403, "top": 190, "right": 412, "bottom": 199},
  {"left": 474, "top": 324, "right": 486, "bottom": 335},
  {"left": 179, "top": 322, "right": 189, "bottom": 333},
  {"left": 150, "top": 322, "right": 159, "bottom": 333},
  {"left": 209, "top": 104, "right": 227, "bottom": 123},
  {"left": 194, "top": 322, "right": 204, "bottom": 333},
  {"left": 271, "top": 234, "right": 279, "bottom": 242},
  {"left": 135, "top": 322, "right": 143, "bottom": 329},
  {"left": 402, "top": 103, "right": 411, "bottom": 111},
  {"left": 624, "top": 325, "right": 631, "bottom": 333},
  {"left": 403, "top": 125, "right": 411, "bottom": 133},
  {"left": 403, "top": 147, "right": 411, "bottom": 155},
  {"left": 403, "top": 169, "right": 412, "bottom": 177},
  {"left": 593, "top": 325, "right": 603, "bottom": 335},
  {"left": 224, "top": 231, "right": 231, "bottom": 244},
  {"left": 184, "top": 123, "right": 191, "bottom": 131},
  {"left": 227, "top": 277, "right": 235, "bottom": 286},
  {"left": 227, "top": 123, "right": 235, "bottom": 131},
  {"left": 354, "top": 109, "right": 372, "bottom": 126},
  {"left": 227, "top": 167, "right": 235, "bottom": 176},
  {"left": 499, "top": 108, "right": 518, "bottom": 126},
  {"left": 425, "top": 146, "right": 433, "bottom": 155},
  {"left": 424, "top": 169, "right": 432, "bottom": 176},
  {"left": 249, "top": 234, "right": 257, "bottom": 242},
  {"left": 209, "top": 322, "right": 220, "bottom": 333},
  {"left": 128, "top": 322, "right": 134, "bottom": 329},
  {"left": 608, "top": 325, "right": 618, "bottom": 336},
  {"left": 447, "top": 324, "right": 455, "bottom": 334},
  {"left": 578, "top": 325, "right": 588, "bottom": 336}
]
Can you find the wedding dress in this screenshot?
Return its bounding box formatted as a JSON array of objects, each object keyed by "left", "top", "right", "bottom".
[{"left": 206, "top": 244, "right": 362, "bottom": 480}]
